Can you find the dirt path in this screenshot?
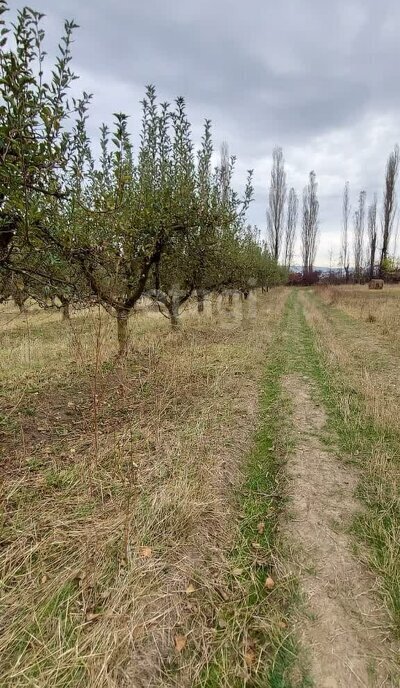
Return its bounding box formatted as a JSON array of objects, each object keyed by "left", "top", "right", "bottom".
[{"left": 283, "top": 373, "right": 398, "bottom": 687}]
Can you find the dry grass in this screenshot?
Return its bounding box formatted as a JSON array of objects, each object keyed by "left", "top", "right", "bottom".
[
  {"left": 301, "top": 288, "right": 400, "bottom": 635},
  {"left": 309, "top": 285, "right": 400, "bottom": 433},
  {"left": 317, "top": 283, "right": 400, "bottom": 341},
  {"left": 0, "top": 290, "right": 287, "bottom": 687}
]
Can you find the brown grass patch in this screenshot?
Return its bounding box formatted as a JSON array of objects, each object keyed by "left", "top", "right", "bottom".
[
  {"left": 0, "top": 290, "right": 287, "bottom": 687},
  {"left": 317, "top": 283, "right": 400, "bottom": 343}
]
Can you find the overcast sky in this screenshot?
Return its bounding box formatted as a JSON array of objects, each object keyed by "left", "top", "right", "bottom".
[{"left": 22, "top": 0, "right": 400, "bottom": 265}]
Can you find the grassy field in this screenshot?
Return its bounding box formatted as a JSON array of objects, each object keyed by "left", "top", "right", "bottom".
[{"left": 1, "top": 286, "right": 400, "bottom": 686}]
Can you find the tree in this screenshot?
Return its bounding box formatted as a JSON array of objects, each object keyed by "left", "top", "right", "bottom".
[
  {"left": 284, "top": 187, "right": 298, "bottom": 269},
  {"left": 0, "top": 2, "right": 89, "bottom": 265},
  {"left": 367, "top": 194, "right": 378, "bottom": 280},
  {"left": 218, "top": 225, "right": 287, "bottom": 297},
  {"left": 353, "top": 190, "right": 366, "bottom": 281},
  {"left": 380, "top": 144, "right": 399, "bottom": 276},
  {"left": 301, "top": 171, "right": 319, "bottom": 274},
  {"left": 60, "top": 90, "right": 254, "bottom": 348},
  {"left": 185, "top": 130, "right": 253, "bottom": 314},
  {"left": 341, "top": 181, "right": 351, "bottom": 282},
  {"left": 266, "top": 147, "right": 286, "bottom": 261},
  {"left": 65, "top": 91, "right": 203, "bottom": 354}
]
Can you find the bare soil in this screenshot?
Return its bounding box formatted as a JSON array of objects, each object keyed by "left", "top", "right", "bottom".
[{"left": 283, "top": 374, "right": 398, "bottom": 687}]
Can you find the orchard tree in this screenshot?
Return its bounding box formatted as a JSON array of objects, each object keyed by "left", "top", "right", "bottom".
[
  {"left": 65, "top": 90, "right": 200, "bottom": 353},
  {"left": 0, "top": 2, "right": 89, "bottom": 265},
  {"left": 185, "top": 126, "right": 253, "bottom": 313},
  {"left": 143, "top": 127, "right": 254, "bottom": 328}
]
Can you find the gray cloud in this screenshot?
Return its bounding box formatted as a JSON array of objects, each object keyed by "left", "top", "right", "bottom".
[{"left": 17, "top": 0, "right": 400, "bottom": 263}]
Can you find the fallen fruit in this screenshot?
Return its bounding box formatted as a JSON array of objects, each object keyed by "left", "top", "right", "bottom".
[{"left": 264, "top": 576, "right": 275, "bottom": 590}]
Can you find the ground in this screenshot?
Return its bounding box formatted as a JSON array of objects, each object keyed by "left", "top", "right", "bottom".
[{"left": 0, "top": 286, "right": 400, "bottom": 686}]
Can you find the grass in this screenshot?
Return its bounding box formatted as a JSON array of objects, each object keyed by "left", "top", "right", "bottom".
[
  {"left": 199, "top": 305, "right": 311, "bottom": 687},
  {"left": 317, "top": 283, "right": 400, "bottom": 342},
  {"left": 2, "top": 286, "right": 399, "bottom": 685},
  {"left": 0, "top": 290, "right": 295, "bottom": 687},
  {"left": 298, "top": 288, "right": 400, "bottom": 637}
]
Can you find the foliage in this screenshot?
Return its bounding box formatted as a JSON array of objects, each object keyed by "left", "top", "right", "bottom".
[
  {"left": 1, "top": 2, "right": 286, "bottom": 351},
  {"left": 0, "top": 1, "right": 90, "bottom": 264}
]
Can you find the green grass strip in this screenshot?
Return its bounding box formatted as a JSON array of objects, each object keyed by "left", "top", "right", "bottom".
[{"left": 199, "top": 296, "right": 312, "bottom": 687}]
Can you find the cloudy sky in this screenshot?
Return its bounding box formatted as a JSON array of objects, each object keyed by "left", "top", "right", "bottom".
[{"left": 21, "top": 0, "right": 400, "bottom": 265}]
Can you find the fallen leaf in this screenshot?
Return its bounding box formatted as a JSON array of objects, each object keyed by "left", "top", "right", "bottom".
[
  {"left": 244, "top": 648, "right": 256, "bottom": 667},
  {"left": 257, "top": 521, "right": 265, "bottom": 534},
  {"left": 278, "top": 620, "right": 287, "bottom": 629},
  {"left": 232, "top": 567, "right": 244, "bottom": 576},
  {"left": 174, "top": 634, "right": 187, "bottom": 652},
  {"left": 264, "top": 576, "right": 275, "bottom": 590},
  {"left": 185, "top": 583, "right": 195, "bottom": 595},
  {"left": 139, "top": 546, "right": 152, "bottom": 558}
]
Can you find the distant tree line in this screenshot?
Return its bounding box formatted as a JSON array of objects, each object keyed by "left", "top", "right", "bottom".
[
  {"left": 338, "top": 144, "right": 400, "bottom": 284},
  {"left": 266, "top": 146, "right": 320, "bottom": 283},
  {"left": 264, "top": 140, "right": 400, "bottom": 286}
]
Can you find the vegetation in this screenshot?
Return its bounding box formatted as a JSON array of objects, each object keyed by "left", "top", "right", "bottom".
[
  {"left": 2, "top": 2, "right": 400, "bottom": 686},
  {"left": 0, "top": 3, "right": 286, "bottom": 354}
]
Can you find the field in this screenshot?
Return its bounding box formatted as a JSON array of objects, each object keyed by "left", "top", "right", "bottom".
[{"left": 1, "top": 286, "right": 400, "bottom": 687}]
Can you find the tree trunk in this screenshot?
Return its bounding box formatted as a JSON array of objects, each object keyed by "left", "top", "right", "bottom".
[
  {"left": 241, "top": 296, "right": 250, "bottom": 325},
  {"left": 196, "top": 289, "right": 205, "bottom": 314},
  {"left": 369, "top": 242, "right": 376, "bottom": 281},
  {"left": 14, "top": 295, "right": 27, "bottom": 313},
  {"left": 116, "top": 310, "right": 129, "bottom": 356},
  {"left": 223, "top": 290, "right": 233, "bottom": 313},
  {"left": 211, "top": 292, "right": 219, "bottom": 318},
  {"left": 61, "top": 301, "right": 70, "bottom": 321},
  {"left": 168, "top": 300, "right": 180, "bottom": 330}
]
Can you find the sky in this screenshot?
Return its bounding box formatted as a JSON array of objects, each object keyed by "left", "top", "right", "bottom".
[{"left": 15, "top": 0, "right": 400, "bottom": 266}]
